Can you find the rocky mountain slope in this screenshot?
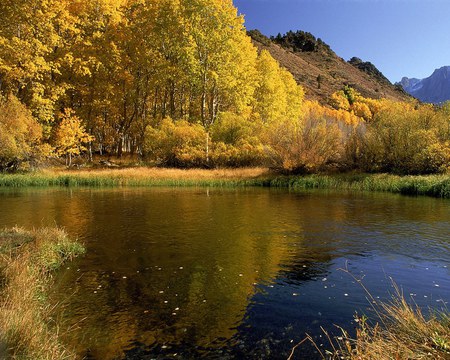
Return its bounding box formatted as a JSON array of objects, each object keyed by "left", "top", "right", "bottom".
[
  {"left": 248, "top": 30, "right": 411, "bottom": 105},
  {"left": 399, "top": 66, "right": 450, "bottom": 104}
]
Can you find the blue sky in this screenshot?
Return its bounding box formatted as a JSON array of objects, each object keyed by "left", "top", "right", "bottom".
[{"left": 233, "top": 0, "right": 450, "bottom": 83}]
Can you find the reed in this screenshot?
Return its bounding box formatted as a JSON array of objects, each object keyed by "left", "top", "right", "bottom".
[
  {"left": 0, "top": 167, "right": 271, "bottom": 188},
  {"left": 0, "top": 227, "right": 85, "bottom": 360},
  {"left": 274, "top": 173, "right": 450, "bottom": 198},
  {"left": 332, "top": 288, "right": 449, "bottom": 359},
  {"left": 289, "top": 275, "right": 449, "bottom": 360},
  {"left": 0, "top": 168, "right": 449, "bottom": 198}
]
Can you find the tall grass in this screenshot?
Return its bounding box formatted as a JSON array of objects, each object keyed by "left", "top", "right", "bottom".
[
  {"left": 330, "top": 287, "right": 450, "bottom": 359},
  {"left": 289, "top": 277, "right": 450, "bottom": 360},
  {"left": 0, "top": 168, "right": 449, "bottom": 198},
  {"left": 0, "top": 167, "right": 271, "bottom": 188},
  {"left": 0, "top": 227, "right": 85, "bottom": 360},
  {"left": 269, "top": 173, "right": 450, "bottom": 198}
]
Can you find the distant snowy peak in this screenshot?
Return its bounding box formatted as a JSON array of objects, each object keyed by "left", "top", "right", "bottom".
[{"left": 398, "top": 66, "right": 450, "bottom": 104}]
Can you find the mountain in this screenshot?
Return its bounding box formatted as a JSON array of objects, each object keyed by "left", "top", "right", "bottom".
[
  {"left": 248, "top": 30, "right": 411, "bottom": 105},
  {"left": 398, "top": 66, "right": 450, "bottom": 104}
]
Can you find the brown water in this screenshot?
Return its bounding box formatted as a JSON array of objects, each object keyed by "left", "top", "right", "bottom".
[{"left": 0, "top": 187, "right": 449, "bottom": 359}]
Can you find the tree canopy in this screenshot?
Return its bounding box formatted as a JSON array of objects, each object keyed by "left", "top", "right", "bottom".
[{"left": 0, "top": 0, "right": 448, "bottom": 174}]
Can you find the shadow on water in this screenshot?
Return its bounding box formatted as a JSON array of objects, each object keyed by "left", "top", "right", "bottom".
[{"left": 0, "top": 188, "right": 448, "bottom": 359}]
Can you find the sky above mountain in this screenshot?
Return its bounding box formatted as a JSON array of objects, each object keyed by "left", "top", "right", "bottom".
[{"left": 233, "top": 0, "right": 450, "bottom": 83}]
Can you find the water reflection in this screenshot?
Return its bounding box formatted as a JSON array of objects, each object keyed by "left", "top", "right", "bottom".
[
  {"left": 0, "top": 188, "right": 448, "bottom": 359},
  {"left": 45, "top": 188, "right": 305, "bottom": 359}
]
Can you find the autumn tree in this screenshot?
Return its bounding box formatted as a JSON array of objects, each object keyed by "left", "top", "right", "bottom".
[
  {"left": 253, "top": 50, "right": 303, "bottom": 124},
  {"left": 62, "top": 0, "right": 132, "bottom": 157},
  {"left": 181, "top": 0, "right": 258, "bottom": 127},
  {"left": 0, "top": 0, "right": 78, "bottom": 124},
  {"left": 52, "top": 109, "right": 93, "bottom": 166}
]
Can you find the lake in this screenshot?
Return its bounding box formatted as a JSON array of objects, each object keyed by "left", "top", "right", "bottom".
[{"left": 0, "top": 187, "right": 449, "bottom": 359}]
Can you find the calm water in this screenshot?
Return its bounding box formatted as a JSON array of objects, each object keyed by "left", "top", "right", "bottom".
[{"left": 0, "top": 187, "right": 449, "bottom": 359}]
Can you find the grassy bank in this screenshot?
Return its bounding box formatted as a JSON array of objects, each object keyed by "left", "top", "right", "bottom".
[
  {"left": 289, "top": 286, "right": 449, "bottom": 360},
  {"left": 0, "top": 227, "right": 85, "bottom": 360},
  {"left": 273, "top": 173, "right": 450, "bottom": 198},
  {"left": 332, "top": 294, "right": 449, "bottom": 359},
  {"left": 0, "top": 167, "right": 272, "bottom": 187},
  {"left": 0, "top": 167, "right": 450, "bottom": 198}
]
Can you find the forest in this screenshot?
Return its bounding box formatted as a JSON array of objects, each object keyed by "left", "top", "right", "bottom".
[{"left": 1, "top": 0, "right": 449, "bottom": 174}]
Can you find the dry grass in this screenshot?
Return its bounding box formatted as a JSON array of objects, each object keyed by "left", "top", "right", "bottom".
[
  {"left": 332, "top": 287, "right": 450, "bottom": 360},
  {"left": 1, "top": 167, "right": 449, "bottom": 198},
  {"left": 46, "top": 166, "right": 269, "bottom": 181},
  {"left": 0, "top": 227, "right": 85, "bottom": 360},
  {"left": 0, "top": 166, "right": 272, "bottom": 187},
  {"left": 290, "top": 276, "right": 450, "bottom": 360}
]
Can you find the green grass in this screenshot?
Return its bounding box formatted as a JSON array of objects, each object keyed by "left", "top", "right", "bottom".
[
  {"left": 0, "top": 168, "right": 449, "bottom": 198},
  {"left": 0, "top": 227, "right": 85, "bottom": 360},
  {"left": 272, "top": 173, "right": 450, "bottom": 198}
]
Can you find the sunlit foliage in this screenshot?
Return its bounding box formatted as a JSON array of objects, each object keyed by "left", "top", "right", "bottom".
[
  {"left": 0, "top": 95, "right": 45, "bottom": 171},
  {"left": 360, "top": 102, "right": 450, "bottom": 174},
  {"left": 0, "top": 1, "right": 449, "bottom": 174},
  {"left": 52, "top": 109, "right": 93, "bottom": 166}
]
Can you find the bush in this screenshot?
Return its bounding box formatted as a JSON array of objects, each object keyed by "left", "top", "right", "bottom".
[
  {"left": 263, "top": 107, "right": 346, "bottom": 173},
  {"left": 143, "top": 119, "right": 208, "bottom": 167},
  {"left": 360, "top": 103, "right": 450, "bottom": 174},
  {"left": 210, "top": 112, "right": 265, "bottom": 167}
]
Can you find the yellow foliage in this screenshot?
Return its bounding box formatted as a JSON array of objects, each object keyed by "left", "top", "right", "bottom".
[
  {"left": 143, "top": 115, "right": 265, "bottom": 167},
  {"left": 210, "top": 112, "right": 264, "bottom": 166},
  {"left": 211, "top": 140, "right": 264, "bottom": 167},
  {"left": 52, "top": 109, "right": 93, "bottom": 165},
  {"left": 143, "top": 119, "right": 207, "bottom": 167},
  {"left": 351, "top": 102, "right": 372, "bottom": 121},
  {"left": 361, "top": 102, "right": 450, "bottom": 174},
  {"left": 254, "top": 50, "right": 304, "bottom": 124},
  {"left": 0, "top": 95, "right": 43, "bottom": 170},
  {"left": 330, "top": 90, "right": 350, "bottom": 111},
  {"left": 304, "top": 101, "right": 362, "bottom": 126},
  {"left": 329, "top": 87, "right": 395, "bottom": 122},
  {"left": 0, "top": 0, "right": 79, "bottom": 123}
]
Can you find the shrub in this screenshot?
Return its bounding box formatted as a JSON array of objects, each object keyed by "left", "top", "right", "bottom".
[
  {"left": 143, "top": 119, "right": 207, "bottom": 167},
  {"left": 263, "top": 104, "right": 347, "bottom": 173},
  {"left": 360, "top": 103, "right": 450, "bottom": 174},
  {"left": 210, "top": 112, "right": 265, "bottom": 167}
]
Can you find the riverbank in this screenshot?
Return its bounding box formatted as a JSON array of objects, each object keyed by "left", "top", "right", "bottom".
[
  {"left": 0, "top": 167, "right": 271, "bottom": 187},
  {"left": 0, "top": 168, "right": 449, "bottom": 198},
  {"left": 335, "top": 292, "right": 449, "bottom": 359},
  {"left": 291, "top": 291, "right": 450, "bottom": 359},
  {"left": 0, "top": 227, "right": 85, "bottom": 360}
]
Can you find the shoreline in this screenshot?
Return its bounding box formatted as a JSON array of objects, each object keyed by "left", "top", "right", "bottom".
[
  {"left": 0, "top": 227, "right": 85, "bottom": 360},
  {"left": 0, "top": 168, "right": 449, "bottom": 198}
]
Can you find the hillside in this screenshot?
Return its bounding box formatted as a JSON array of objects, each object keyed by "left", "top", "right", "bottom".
[
  {"left": 399, "top": 66, "right": 450, "bottom": 104},
  {"left": 248, "top": 30, "right": 411, "bottom": 105}
]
